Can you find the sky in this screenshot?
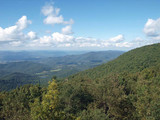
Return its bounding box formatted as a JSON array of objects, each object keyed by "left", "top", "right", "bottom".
[{"left": 0, "top": 0, "right": 160, "bottom": 51}]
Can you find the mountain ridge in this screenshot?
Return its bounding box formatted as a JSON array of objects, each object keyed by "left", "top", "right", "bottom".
[{"left": 69, "top": 43, "right": 160, "bottom": 80}]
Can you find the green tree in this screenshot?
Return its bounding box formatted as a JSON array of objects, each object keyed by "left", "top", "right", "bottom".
[
  {"left": 31, "top": 79, "right": 62, "bottom": 120},
  {"left": 134, "top": 68, "right": 160, "bottom": 120}
]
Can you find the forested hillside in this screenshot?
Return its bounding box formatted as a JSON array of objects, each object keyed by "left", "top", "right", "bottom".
[
  {"left": 0, "top": 43, "right": 160, "bottom": 120},
  {"left": 70, "top": 43, "right": 160, "bottom": 79},
  {"left": 0, "top": 72, "right": 39, "bottom": 91},
  {"left": 0, "top": 61, "right": 51, "bottom": 74}
]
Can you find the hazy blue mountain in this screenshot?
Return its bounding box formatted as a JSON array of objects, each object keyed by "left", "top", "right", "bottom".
[
  {"left": 38, "top": 50, "right": 124, "bottom": 78},
  {"left": 40, "top": 51, "right": 124, "bottom": 69},
  {"left": 0, "top": 51, "right": 87, "bottom": 63},
  {"left": 0, "top": 50, "right": 124, "bottom": 90}
]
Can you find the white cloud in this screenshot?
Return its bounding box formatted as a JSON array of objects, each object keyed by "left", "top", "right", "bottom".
[
  {"left": 16, "top": 16, "right": 32, "bottom": 30},
  {"left": 9, "top": 41, "right": 22, "bottom": 47},
  {"left": 41, "top": 3, "right": 55, "bottom": 16},
  {"left": 29, "top": 32, "right": 74, "bottom": 47},
  {"left": 44, "top": 15, "right": 63, "bottom": 25},
  {"left": 75, "top": 37, "right": 98, "bottom": 43},
  {"left": 28, "top": 33, "right": 134, "bottom": 49},
  {"left": 109, "top": 34, "right": 124, "bottom": 43},
  {"left": 143, "top": 18, "right": 160, "bottom": 44},
  {"left": 115, "top": 42, "right": 133, "bottom": 48},
  {"left": 61, "top": 25, "right": 73, "bottom": 34},
  {"left": 2, "top": 3, "right": 153, "bottom": 50},
  {"left": 74, "top": 37, "right": 100, "bottom": 47},
  {"left": 131, "top": 37, "right": 145, "bottom": 47},
  {"left": 29, "top": 33, "right": 102, "bottom": 48},
  {"left": 144, "top": 18, "right": 160, "bottom": 37},
  {"left": 27, "top": 31, "right": 37, "bottom": 39},
  {"left": 27, "top": 3, "right": 136, "bottom": 49},
  {"left": 134, "top": 37, "right": 143, "bottom": 42},
  {"left": 0, "top": 16, "right": 32, "bottom": 42},
  {"left": 42, "top": 3, "right": 74, "bottom": 26},
  {"left": 0, "top": 26, "right": 18, "bottom": 41},
  {"left": 102, "top": 42, "right": 111, "bottom": 47},
  {"left": 0, "top": 15, "right": 136, "bottom": 50},
  {"left": 151, "top": 36, "right": 160, "bottom": 41},
  {"left": 52, "top": 32, "right": 74, "bottom": 43},
  {"left": 39, "top": 36, "right": 52, "bottom": 45}
]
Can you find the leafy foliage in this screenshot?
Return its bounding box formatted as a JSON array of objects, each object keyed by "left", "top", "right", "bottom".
[
  {"left": 30, "top": 79, "right": 64, "bottom": 120},
  {"left": 0, "top": 84, "right": 43, "bottom": 120}
]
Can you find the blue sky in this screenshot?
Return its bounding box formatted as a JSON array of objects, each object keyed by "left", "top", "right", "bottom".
[{"left": 0, "top": 0, "right": 160, "bottom": 50}]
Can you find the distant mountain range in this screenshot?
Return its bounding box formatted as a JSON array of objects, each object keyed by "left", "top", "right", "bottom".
[
  {"left": 0, "top": 50, "right": 124, "bottom": 90},
  {"left": 0, "top": 51, "right": 87, "bottom": 63}
]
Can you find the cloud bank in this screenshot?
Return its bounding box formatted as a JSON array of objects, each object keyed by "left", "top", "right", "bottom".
[
  {"left": 0, "top": 3, "right": 160, "bottom": 50},
  {"left": 144, "top": 18, "right": 160, "bottom": 43},
  {"left": 0, "top": 16, "right": 32, "bottom": 42}
]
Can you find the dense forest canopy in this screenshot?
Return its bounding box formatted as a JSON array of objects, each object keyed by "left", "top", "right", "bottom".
[{"left": 0, "top": 43, "right": 160, "bottom": 120}]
